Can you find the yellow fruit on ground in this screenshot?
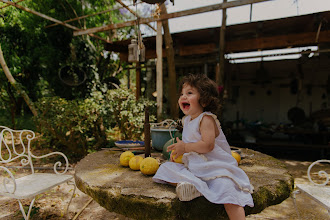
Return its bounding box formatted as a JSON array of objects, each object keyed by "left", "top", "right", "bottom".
[
  {"left": 140, "top": 157, "right": 159, "bottom": 175},
  {"left": 129, "top": 156, "right": 144, "bottom": 170},
  {"left": 171, "top": 150, "right": 183, "bottom": 164},
  {"left": 231, "top": 151, "right": 241, "bottom": 164},
  {"left": 119, "top": 151, "right": 135, "bottom": 167}
]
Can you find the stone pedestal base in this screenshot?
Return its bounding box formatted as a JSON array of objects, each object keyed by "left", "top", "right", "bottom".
[{"left": 74, "top": 148, "right": 293, "bottom": 220}]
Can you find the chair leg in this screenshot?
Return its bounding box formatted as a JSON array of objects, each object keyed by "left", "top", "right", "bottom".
[
  {"left": 65, "top": 180, "right": 77, "bottom": 215},
  {"left": 291, "top": 190, "right": 301, "bottom": 220},
  {"left": 17, "top": 197, "right": 36, "bottom": 220}
]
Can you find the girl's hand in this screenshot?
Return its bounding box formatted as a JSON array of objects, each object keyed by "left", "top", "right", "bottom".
[{"left": 167, "top": 137, "right": 185, "bottom": 160}]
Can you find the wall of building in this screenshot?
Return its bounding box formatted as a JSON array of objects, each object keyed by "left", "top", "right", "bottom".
[{"left": 222, "top": 53, "right": 330, "bottom": 125}]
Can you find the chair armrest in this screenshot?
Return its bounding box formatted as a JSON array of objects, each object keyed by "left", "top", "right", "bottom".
[
  {"left": 30, "top": 151, "right": 70, "bottom": 174},
  {"left": 0, "top": 166, "right": 16, "bottom": 194},
  {"left": 307, "top": 159, "right": 330, "bottom": 186}
]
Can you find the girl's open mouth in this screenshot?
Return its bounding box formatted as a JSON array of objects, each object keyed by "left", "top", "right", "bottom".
[{"left": 182, "top": 102, "right": 190, "bottom": 109}]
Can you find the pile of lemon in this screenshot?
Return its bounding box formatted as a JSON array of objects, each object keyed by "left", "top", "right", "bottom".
[{"left": 119, "top": 151, "right": 159, "bottom": 175}]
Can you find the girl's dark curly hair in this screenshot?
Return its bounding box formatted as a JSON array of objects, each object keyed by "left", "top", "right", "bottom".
[{"left": 178, "top": 74, "right": 220, "bottom": 114}]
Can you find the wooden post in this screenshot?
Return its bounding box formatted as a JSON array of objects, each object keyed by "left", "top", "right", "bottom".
[
  {"left": 160, "top": 3, "right": 178, "bottom": 119},
  {"left": 156, "top": 20, "right": 163, "bottom": 121},
  {"left": 0, "top": 43, "right": 38, "bottom": 117},
  {"left": 144, "top": 106, "right": 151, "bottom": 158},
  {"left": 136, "top": 62, "right": 141, "bottom": 100},
  {"left": 127, "top": 69, "right": 131, "bottom": 89},
  {"left": 204, "top": 63, "right": 208, "bottom": 75},
  {"left": 217, "top": 0, "right": 227, "bottom": 87}
]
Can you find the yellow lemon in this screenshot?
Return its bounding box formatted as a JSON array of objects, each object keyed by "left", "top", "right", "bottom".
[
  {"left": 119, "top": 151, "right": 135, "bottom": 167},
  {"left": 231, "top": 151, "right": 241, "bottom": 164},
  {"left": 140, "top": 157, "right": 159, "bottom": 175},
  {"left": 129, "top": 156, "right": 144, "bottom": 170},
  {"left": 171, "top": 150, "right": 183, "bottom": 164}
]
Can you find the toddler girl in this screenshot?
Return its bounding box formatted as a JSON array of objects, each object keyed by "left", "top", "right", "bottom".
[{"left": 153, "top": 74, "right": 254, "bottom": 220}]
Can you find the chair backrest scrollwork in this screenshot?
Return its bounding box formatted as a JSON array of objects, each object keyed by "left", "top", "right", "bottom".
[
  {"left": 0, "top": 126, "right": 35, "bottom": 173},
  {"left": 307, "top": 159, "right": 330, "bottom": 186},
  {"left": 0, "top": 126, "right": 70, "bottom": 175}
]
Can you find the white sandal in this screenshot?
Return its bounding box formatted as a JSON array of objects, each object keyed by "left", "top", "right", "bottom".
[{"left": 176, "top": 182, "right": 202, "bottom": 201}]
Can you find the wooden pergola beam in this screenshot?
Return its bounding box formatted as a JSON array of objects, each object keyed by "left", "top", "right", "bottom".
[
  {"left": 45, "top": 7, "right": 120, "bottom": 29},
  {"left": 116, "top": 30, "right": 330, "bottom": 60},
  {"left": 0, "top": 0, "right": 25, "bottom": 9},
  {"left": 115, "top": 0, "right": 156, "bottom": 32},
  {"left": 0, "top": 0, "right": 112, "bottom": 43},
  {"left": 73, "top": 0, "right": 273, "bottom": 36},
  {"left": 45, "top": 1, "right": 156, "bottom": 32},
  {"left": 0, "top": 0, "right": 79, "bottom": 30},
  {"left": 183, "top": 30, "right": 330, "bottom": 54},
  {"left": 225, "top": 30, "right": 330, "bottom": 53}
]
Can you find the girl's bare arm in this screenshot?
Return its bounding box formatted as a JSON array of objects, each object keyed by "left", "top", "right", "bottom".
[{"left": 167, "top": 115, "right": 219, "bottom": 157}]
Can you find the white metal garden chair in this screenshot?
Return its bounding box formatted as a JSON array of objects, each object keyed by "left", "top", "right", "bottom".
[
  {"left": 0, "top": 125, "right": 76, "bottom": 220},
  {"left": 292, "top": 159, "right": 330, "bottom": 217}
]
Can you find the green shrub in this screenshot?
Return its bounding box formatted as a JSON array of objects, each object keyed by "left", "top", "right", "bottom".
[
  {"left": 34, "top": 88, "right": 155, "bottom": 161},
  {"left": 104, "top": 88, "right": 156, "bottom": 140}
]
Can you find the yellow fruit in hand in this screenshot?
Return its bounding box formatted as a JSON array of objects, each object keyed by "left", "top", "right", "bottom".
[
  {"left": 140, "top": 157, "right": 159, "bottom": 175},
  {"left": 231, "top": 151, "right": 241, "bottom": 164},
  {"left": 129, "top": 156, "right": 144, "bottom": 170},
  {"left": 171, "top": 150, "right": 183, "bottom": 164},
  {"left": 119, "top": 151, "right": 135, "bottom": 167}
]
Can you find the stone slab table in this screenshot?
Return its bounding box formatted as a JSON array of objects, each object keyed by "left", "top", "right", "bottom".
[{"left": 74, "top": 148, "right": 294, "bottom": 220}]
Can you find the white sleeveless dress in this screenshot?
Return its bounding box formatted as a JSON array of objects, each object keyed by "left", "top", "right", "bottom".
[{"left": 153, "top": 112, "right": 254, "bottom": 207}]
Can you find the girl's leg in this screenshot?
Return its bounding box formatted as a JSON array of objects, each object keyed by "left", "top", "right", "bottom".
[{"left": 224, "top": 204, "right": 246, "bottom": 220}]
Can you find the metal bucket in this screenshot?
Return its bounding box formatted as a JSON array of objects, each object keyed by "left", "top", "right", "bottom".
[{"left": 151, "top": 127, "right": 178, "bottom": 151}]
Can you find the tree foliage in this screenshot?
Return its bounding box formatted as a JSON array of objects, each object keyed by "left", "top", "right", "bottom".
[
  {"left": 0, "top": 0, "right": 158, "bottom": 161},
  {"left": 0, "top": 0, "right": 136, "bottom": 127}
]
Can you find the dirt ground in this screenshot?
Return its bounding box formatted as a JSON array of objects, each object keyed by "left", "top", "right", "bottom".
[{"left": 1, "top": 156, "right": 330, "bottom": 220}]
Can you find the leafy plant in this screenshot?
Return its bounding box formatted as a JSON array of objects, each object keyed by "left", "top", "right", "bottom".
[
  {"left": 34, "top": 87, "right": 155, "bottom": 161},
  {"left": 104, "top": 87, "right": 156, "bottom": 140},
  {"left": 34, "top": 95, "right": 104, "bottom": 161}
]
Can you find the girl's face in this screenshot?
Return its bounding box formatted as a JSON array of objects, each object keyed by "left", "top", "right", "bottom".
[{"left": 178, "top": 83, "right": 204, "bottom": 119}]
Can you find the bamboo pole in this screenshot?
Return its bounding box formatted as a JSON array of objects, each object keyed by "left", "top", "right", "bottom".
[
  {"left": 136, "top": 62, "right": 141, "bottom": 100},
  {"left": 115, "top": 0, "right": 156, "bottom": 32},
  {"left": 0, "top": 0, "right": 79, "bottom": 30},
  {"left": 0, "top": 43, "right": 38, "bottom": 116},
  {"left": 0, "top": 0, "right": 111, "bottom": 44},
  {"left": 156, "top": 20, "right": 163, "bottom": 121},
  {"left": 73, "top": 0, "right": 273, "bottom": 36},
  {"left": 0, "top": 0, "right": 25, "bottom": 9},
  {"left": 160, "top": 3, "right": 178, "bottom": 119},
  {"left": 144, "top": 106, "right": 151, "bottom": 158},
  {"left": 45, "top": 4, "right": 137, "bottom": 29},
  {"left": 217, "top": 0, "right": 227, "bottom": 86}
]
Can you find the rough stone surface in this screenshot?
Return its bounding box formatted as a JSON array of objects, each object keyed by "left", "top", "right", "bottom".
[{"left": 74, "top": 148, "right": 294, "bottom": 220}]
